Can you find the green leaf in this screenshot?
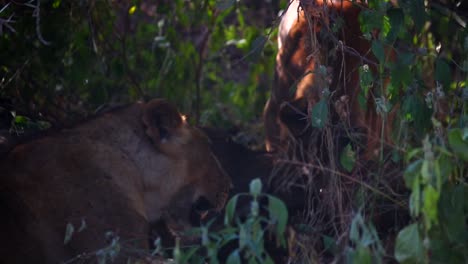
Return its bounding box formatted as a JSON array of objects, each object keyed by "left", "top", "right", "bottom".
[
  {"left": 226, "top": 250, "right": 241, "bottom": 264},
  {"left": 386, "top": 8, "right": 404, "bottom": 42},
  {"left": 371, "top": 40, "right": 385, "bottom": 63},
  {"left": 394, "top": 223, "right": 424, "bottom": 263},
  {"left": 408, "top": 0, "right": 427, "bottom": 32},
  {"left": 340, "top": 144, "right": 356, "bottom": 172},
  {"left": 435, "top": 59, "right": 451, "bottom": 89},
  {"left": 439, "top": 185, "right": 466, "bottom": 243},
  {"left": 353, "top": 246, "right": 372, "bottom": 264},
  {"left": 404, "top": 160, "right": 422, "bottom": 188},
  {"left": 64, "top": 223, "right": 75, "bottom": 245},
  {"left": 267, "top": 195, "right": 289, "bottom": 247},
  {"left": 448, "top": 128, "right": 468, "bottom": 161},
  {"left": 249, "top": 178, "right": 262, "bottom": 196},
  {"left": 422, "top": 185, "right": 440, "bottom": 230},
  {"left": 310, "top": 99, "right": 329, "bottom": 129},
  {"left": 224, "top": 194, "right": 239, "bottom": 226},
  {"left": 128, "top": 5, "right": 137, "bottom": 15},
  {"left": 13, "top": 115, "right": 29, "bottom": 126},
  {"left": 52, "top": 0, "right": 61, "bottom": 8}
]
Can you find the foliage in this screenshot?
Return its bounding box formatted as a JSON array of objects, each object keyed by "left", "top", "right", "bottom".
[
  {"left": 356, "top": 0, "right": 468, "bottom": 263},
  {"left": 0, "top": 0, "right": 276, "bottom": 128},
  {"left": 173, "top": 178, "right": 288, "bottom": 264}
]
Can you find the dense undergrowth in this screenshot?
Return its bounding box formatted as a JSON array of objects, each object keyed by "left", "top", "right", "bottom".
[{"left": 0, "top": 0, "right": 467, "bottom": 263}]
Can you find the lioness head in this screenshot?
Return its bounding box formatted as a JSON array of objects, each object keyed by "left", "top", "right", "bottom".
[{"left": 141, "top": 99, "right": 232, "bottom": 229}]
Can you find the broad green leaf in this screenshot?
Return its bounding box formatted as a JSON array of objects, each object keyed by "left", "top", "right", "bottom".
[
  {"left": 372, "top": 40, "right": 385, "bottom": 64},
  {"left": 13, "top": 115, "right": 29, "bottom": 126},
  {"left": 435, "top": 59, "right": 451, "bottom": 89},
  {"left": 448, "top": 128, "right": 468, "bottom": 161},
  {"left": 386, "top": 8, "right": 404, "bottom": 42},
  {"left": 394, "top": 223, "right": 424, "bottom": 263},
  {"left": 311, "top": 99, "right": 329, "bottom": 129},
  {"left": 340, "top": 143, "right": 356, "bottom": 172},
  {"left": 224, "top": 194, "right": 239, "bottom": 226},
  {"left": 408, "top": 0, "right": 427, "bottom": 32},
  {"left": 353, "top": 246, "right": 372, "bottom": 264},
  {"left": 264, "top": 254, "right": 275, "bottom": 264},
  {"left": 437, "top": 154, "right": 454, "bottom": 185},
  {"left": 179, "top": 246, "right": 200, "bottom": 264},
  {"left": 52, "top": 0, "right": 61, "bottom": 8},
  {"left": 226, "top": 250, "right": 241, "bottom": 264},
  {"left": 359, "top": 9, "right": 384, "bottom": 35},
  {"left": 404, "top": 160, "right": 422, "bottom": 188},
  {"left": 390, "top": 59, "right": 412, "bottom": 92},
  {"left": 420, "top": 160, "right": 431, "bottom": 183},
  {"left": 267, "top": 195, "right": 288, "bottom": 247},
  {"left": 439, "top": 185, "right": 466, "bottom": 243}
]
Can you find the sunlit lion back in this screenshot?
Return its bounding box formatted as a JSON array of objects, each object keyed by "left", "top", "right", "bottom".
[{"left": 264, "top": 0, "right": 393, "bottom": 159}]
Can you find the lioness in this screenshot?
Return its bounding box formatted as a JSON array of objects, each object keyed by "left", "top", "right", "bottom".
[{"left": 0, "top": 99, "right": 231, "bottom": 263}]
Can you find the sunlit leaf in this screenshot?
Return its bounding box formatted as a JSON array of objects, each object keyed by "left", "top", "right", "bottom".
[
  {"left": 128, "top": 5, "right": 137, "bottom": 15},
  {"left": 422, "top": 185, "right": 439, "bottom": 230}
]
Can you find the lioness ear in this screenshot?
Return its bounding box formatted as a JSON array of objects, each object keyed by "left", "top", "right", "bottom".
[{"left": 142, "top": 99, "right": 183, "bottom": 144}]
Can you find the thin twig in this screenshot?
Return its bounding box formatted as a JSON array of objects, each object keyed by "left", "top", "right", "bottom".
[
  {"left": 276, "top": 159, "right": 408, "bottom": 208},
  {"left": 34, "top": 0, "right": 51, "bottom": 45}
]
